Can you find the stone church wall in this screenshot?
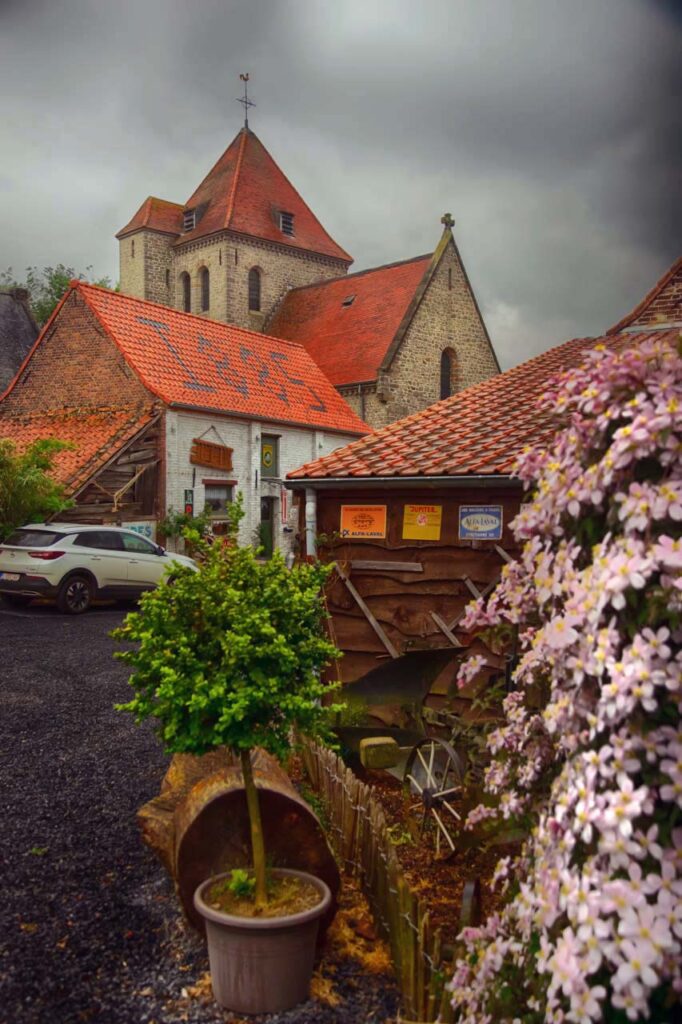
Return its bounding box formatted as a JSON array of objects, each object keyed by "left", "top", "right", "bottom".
[
  {"left": 353, "top": 242, "right": 498, "bottom": 429},
  {"left": 170, "top": 233, "right": 348, "bottom": 330},
  {"left": 119, "top": 231, "right": 175, "bottom": 307}
]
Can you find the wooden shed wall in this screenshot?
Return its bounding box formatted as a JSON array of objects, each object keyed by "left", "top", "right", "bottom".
[{"left": 305, "top": 486, "right": 522, "bottom": 690}]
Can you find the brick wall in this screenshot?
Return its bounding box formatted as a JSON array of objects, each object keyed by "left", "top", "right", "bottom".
[
  {"left": 0, "top": 290, "right": 152, "bottom": 415},
  {"left": 628, "top": 264, "right": 682, "bottom": 328},
  {"left": 356, "top": 240, "right": 499, "bottom": 428}
]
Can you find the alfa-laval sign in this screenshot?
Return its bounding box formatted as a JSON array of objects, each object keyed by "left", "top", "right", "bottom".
[{"left": 458, "top": 505, "right": 503, "bottom": 540}]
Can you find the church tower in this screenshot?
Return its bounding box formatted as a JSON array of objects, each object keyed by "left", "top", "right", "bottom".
[{"left": 116, "top": 127, "right": 352, "bottom": 331}]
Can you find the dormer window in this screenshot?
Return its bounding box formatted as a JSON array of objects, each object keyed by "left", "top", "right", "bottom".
[
  {"left": 342, "top": 295, "right": 355, "bottom": 307},
  {"left": 280, "top": 211, "right": 294, "bottom": 236},
  {"left": 183, "top": 209, "right": 196, "bottom": 232}
]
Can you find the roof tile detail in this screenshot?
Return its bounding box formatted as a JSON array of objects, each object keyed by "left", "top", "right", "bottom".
[
  {"left": 0, "top": 407, "right": 154, "bottom": 492},
  {"left": 268, "top": 255, "right": 432, "bottom": 386},
  {"left": 288, "top": 330, "right": 674, "bottom": 481},
  {"left": 116, "top": 196, "right": 184, "bottom": 239},
  {"left": 72, "top": 283, "right": 367, "bottom": 436},
  {"left": 175, "top": 129, "right": 352, "bottom": 262},
  {"left": 609, "top": 256, "right": 682, "bottom": 333}
]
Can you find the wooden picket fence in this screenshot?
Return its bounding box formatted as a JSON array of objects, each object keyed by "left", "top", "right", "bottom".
[{"left": 301, "top": 741, "right": 456, "bottom": 1023}]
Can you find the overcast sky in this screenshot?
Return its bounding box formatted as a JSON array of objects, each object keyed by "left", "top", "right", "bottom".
[{"left": 0, "top": 0, "right": 679, "bottom": 368}]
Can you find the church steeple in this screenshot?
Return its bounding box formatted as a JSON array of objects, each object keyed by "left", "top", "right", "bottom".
[{"left": 177, "top": 127, "right": 352, "bottom": 263}]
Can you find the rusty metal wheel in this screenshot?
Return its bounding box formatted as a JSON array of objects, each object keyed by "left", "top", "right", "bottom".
[{"left": 403, "top": 737, "right": 465, "bottom": 861}]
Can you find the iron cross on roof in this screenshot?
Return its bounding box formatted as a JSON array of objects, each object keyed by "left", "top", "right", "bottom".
[{"left": 236, "top": 73, "right": 256, "bottom": 129}]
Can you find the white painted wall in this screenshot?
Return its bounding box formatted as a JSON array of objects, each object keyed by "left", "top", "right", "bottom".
[{"left": 164, "top": 409, "right": 358, "bottom": 556}]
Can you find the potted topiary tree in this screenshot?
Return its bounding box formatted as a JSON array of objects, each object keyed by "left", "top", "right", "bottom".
[{"left": 114, "top": 495, "right": 342, "bottom": 1014}]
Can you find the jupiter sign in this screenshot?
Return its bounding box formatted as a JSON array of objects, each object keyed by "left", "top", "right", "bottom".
[{"left": 458, "top": 505, "right": 503, "bottom": 540}]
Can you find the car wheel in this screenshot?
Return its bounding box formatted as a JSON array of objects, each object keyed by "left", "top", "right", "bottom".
[
  {"left": 57, "top": 574, "right": 93, "bottom": 614},
  {"left": 1, "top": 594, "right": 32, "bottom": 607}
]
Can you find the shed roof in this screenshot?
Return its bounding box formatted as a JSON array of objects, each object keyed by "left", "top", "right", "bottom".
[
  {"left": 0, "top": 406, "right": 155, "bottom": 493},
  {"left": 287, "top": 329, "right": 671, "bottom": 481}
]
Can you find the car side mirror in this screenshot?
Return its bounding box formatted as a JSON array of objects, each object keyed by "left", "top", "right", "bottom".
[{"left": 155, "top": 544, "right": 166, "bottom": 556}]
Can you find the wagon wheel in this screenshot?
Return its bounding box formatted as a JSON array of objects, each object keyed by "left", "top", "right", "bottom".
[{"left": 403, "top": 737, "right": 465, "bottom": 861}]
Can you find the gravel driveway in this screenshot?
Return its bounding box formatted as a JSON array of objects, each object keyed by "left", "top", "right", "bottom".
[{"left": 0, "top": 603, "right": 397, "bottom": 1024}]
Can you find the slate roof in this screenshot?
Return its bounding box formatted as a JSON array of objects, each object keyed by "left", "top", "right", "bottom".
[
  {"left": 116, "top": 196, "right": 184, "bottom": 238},
  {"left": 268, "top": 254, "right": 433, "bottom": 386},
  {"left": 117, "top": 128, "right": 352, "bottom": 264},
  {"left": 609, "top": 256, "right": 682, "bottom": 333},
  {"left": 287, "top": 329, "right": 671, "bottom": 481},
  {"left": 0, "top": 407, "right": 155, "bottom": 492},
  {"left": 0, "top": 290, "right": 39, "bottom": 393},
  {"left": 54, "top": 282, "right": 367, "bottom": 436}
]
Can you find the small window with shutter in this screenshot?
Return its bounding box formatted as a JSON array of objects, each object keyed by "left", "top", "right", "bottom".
[{"left": 280, "top": 211, "right": 294, "bottom": 236}]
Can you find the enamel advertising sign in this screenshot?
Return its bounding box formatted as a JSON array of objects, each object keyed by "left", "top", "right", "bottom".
[
  {"left": 340, "top": 505, "right": 387, "bottom": 539},
  {"left": 458, "top": 505, "right": 503, "bottom": 540},
  {"left": 402, "top": 504, "right": 442, "bottom": 541}
]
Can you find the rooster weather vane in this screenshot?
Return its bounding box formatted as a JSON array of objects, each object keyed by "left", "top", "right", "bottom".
[{"left": 237, "top": 73, "right": 255, "bottom": 129}]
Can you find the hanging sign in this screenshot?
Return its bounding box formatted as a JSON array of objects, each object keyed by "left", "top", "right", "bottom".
[
  {"left": 458, "top": 505, "right": 503, "bottom": 540},
  {"left": 340, "top": 505, "right": 387, "bottom": 539},
  {"left": 402, "top": 504, "right": 442, "bottom": 541},
  {"left": 184, "top": 489, "right": 194, "bottom": 516}
]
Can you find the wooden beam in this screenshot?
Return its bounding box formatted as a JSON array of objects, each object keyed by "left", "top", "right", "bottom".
[
  {"left": 335, "top": 565, "right": 399, "bottom": 659},
  {"left": 463, "top": 576, "right": 482, "bottom": 599},
  {"left": 350, "top": 560, "right": 423, "bottom": 573},
  {"left": 430, "top": 612, "right": 464, "bottom": 648},
  {"left": 494, "top": 545, "right": 513, "bottom": 564}
]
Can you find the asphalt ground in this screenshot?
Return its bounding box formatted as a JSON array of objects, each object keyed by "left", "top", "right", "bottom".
[{"left": 0, "top": 602, "right": 397, "bottom": 1024}]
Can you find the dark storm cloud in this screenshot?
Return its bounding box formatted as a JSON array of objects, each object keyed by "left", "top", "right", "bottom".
[{"left": 0, "top": 0, "right": 679, "bottom": 367}]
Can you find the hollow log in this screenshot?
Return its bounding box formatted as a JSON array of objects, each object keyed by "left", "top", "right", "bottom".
[{"left": 138, "top": 748, "right": 340, "bottom": 934}]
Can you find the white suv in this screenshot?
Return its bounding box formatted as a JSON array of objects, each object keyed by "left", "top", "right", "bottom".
[{"left": 0, "top": 524, "right": 197, "bottom": 614}]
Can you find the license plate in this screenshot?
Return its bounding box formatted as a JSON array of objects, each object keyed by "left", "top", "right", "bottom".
[{"left": 0, "top": 572, "right": 20, "bottom": 581}]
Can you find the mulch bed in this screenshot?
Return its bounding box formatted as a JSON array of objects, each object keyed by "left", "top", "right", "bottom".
[
  {"left": 0, "top": 605, "right": 398, "bottom": 1024},
  {"left": 354, "top": 766, "right": 509, "bottom": 950}
]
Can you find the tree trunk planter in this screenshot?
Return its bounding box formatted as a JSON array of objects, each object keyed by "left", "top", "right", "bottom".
[{"left": 194, "top": 868, "right": 332, "bottom": 1014}]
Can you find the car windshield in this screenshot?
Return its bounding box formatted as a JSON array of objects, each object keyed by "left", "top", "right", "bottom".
[{"left": 4, "top": 529, "right": 64, "bottom": 547}]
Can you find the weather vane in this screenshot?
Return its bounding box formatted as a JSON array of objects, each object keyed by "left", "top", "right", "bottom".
[{"left": 237, "top": 73, "right": 255, "bottom": 129}]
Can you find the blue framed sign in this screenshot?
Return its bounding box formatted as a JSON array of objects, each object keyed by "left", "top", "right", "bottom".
[{"left": 459, "top": 505, "right": 503, "bottom": 540}]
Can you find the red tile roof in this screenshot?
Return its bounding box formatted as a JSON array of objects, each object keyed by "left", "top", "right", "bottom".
[
  {"left": 70, "top": 283, "right": 367, "bottom": 436},
  {"left": 168, "top": 128, "right": 351, "bottom": 262},
  {"left": 116, "top": 196, "right": 184, "bottom": 239},
  {"left": 268, "top": 255, "right": 433, "bottom": 386},
  {"left": 0, "top": 407, "right": 154, "bottom": 492},
  {"left": 288, "top": 329, "right": 672, "bottom": 481},
  {"left": 608, "top": 256, "right": 682, "bottom": 333}
]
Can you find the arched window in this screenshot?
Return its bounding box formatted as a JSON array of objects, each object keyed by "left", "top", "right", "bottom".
[
  {"left": 440, "top": 349, "right": 457, "bottom": 400},
  {"left": 180, "top": 272, "right": 191, "bottom": 313},
  {"left": 200, "top": 267, "right": 210, "bottom": 312},
  {"left": 248, "top": 267, "right": 261, "bottom": 312}
]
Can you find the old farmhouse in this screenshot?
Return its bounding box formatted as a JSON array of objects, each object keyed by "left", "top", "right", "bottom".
[
  {"left": 0, "top": 281, "right": 366, "bottom": 555},
  {"left": 116, "top": 125, "right": 499, "bottom": 428}
]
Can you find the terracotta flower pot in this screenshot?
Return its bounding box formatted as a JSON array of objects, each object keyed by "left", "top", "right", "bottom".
[{"left": 194, "top": 868, "right": 332, "bottom": 1014}]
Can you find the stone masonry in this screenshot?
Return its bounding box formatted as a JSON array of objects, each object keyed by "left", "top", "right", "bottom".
[{"left": 338, "top": 238, "right": 498, "bottom": 428}]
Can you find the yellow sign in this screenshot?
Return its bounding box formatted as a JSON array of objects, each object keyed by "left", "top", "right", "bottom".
[
  {"left": 402, "top": 504, "right": 442, "bottom": 540},
  {"left": 261, "top": 443, "right": 274, "bottom": 470},
  {"left": 340, "top": 505, "right": 387, "bottom": 539}
]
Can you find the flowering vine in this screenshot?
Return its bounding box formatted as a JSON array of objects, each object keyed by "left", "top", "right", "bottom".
[{"left": 450, "top": 336, "right": 682, "bottom": 1023}]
